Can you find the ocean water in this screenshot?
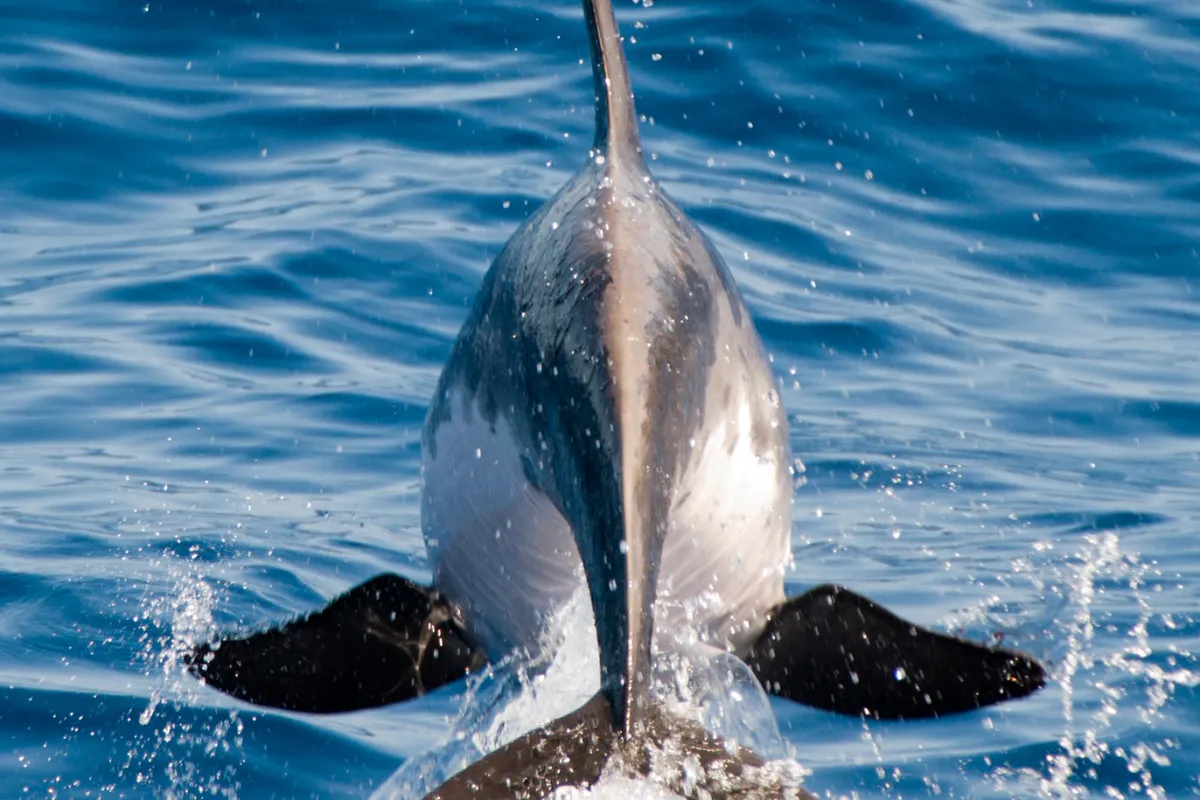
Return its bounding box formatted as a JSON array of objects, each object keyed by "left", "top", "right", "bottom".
[{"left": 2, "top": 0, "right": 1198, "bottom": 797}]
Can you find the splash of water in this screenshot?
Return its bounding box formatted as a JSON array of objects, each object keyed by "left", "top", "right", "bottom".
[
  {"left": 372, "top": 586, "right": 804, "bottom": 799},
  {"left": 122, "top": 553, "right": 244, "bottom": 800},
  {"left": 989, "top": 532, "right": 1197, "bottom": 799}
]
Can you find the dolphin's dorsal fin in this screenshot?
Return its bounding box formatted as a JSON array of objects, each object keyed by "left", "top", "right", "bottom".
[{"left": 584, "top": 0, "right": 642, "bottom": 164}]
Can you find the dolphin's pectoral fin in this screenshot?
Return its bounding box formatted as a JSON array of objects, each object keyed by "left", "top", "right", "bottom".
[
  {"left": 745, "top": 584, "right": 1046, "bottom": 720},
  {"left": 424, "top": 693, "right": 813, "bottom": 800},
  {"left": 187, "top": 573, "right": 485, "bottom": 713}
]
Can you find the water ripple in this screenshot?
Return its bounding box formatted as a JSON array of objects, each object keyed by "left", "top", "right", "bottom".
[{"left": 2, "top": 0, "right": 1198, "bottom": 797}]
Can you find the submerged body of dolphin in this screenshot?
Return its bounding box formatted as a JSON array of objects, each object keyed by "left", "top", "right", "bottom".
[{"left": 189, "top": 0, "right": 1046, "bottom": 796}]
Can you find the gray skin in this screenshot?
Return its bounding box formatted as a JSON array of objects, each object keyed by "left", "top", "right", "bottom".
[
  {"left": 420, "top": 0, "right": 790, "bottom": 737},
  {"left": 184, "top": 0, "right": 1043, "bottom": 794}
]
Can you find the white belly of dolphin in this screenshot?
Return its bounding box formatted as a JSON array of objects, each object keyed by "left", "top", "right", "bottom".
[
  {"left": 422, "top": 389, "right": 790, "bottom": 658},
  {"left": 422, "top": 390, "right": 584, "bottom": 656},
  {"left": 659, "top": 395, "right": 791, "bottom": 653}
]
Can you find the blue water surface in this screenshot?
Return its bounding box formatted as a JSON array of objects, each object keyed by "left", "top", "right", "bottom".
[{"left": 2, "top": 0, "right": 1198, "bottom": 797}]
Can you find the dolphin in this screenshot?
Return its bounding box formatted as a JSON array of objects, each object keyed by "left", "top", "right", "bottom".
[{"left": 188, "top": 0, "right": 1046, "bottom": 795}]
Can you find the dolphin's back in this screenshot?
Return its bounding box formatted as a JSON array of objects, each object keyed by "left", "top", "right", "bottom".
[{"left": 422, "top": 147, "right": 792, "bottom": 658}]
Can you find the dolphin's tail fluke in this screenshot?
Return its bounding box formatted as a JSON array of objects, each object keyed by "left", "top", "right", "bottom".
[{"left": 422, "top": 693, "right": 814, "bottom": 800}]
